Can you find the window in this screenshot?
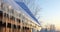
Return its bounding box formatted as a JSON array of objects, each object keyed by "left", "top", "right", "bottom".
[
  {"left": 0, "top": 2, "right": 6, "bottom": 11},
  {"left": 9, "top": 9, "right": 14, "bottom": 14},
  {"left": 15, "top": 12, "right": 19, "bottom": 17},
  {"left": 4, "top": 13, "right": 6, "bottom": 17},
  {"left": 22, "top": 20, "right": 24, "bottom": 23},
  {"left": 22, "top": 16, "right": 25, "bottom": 23},
  {"left": 2, "top": 3, "right": 7, "bottom": 11},
  {"left": 10, "top": 16, "right": 15, "bottom": 21},
  {"left": 0, "top": 2, "right": 1, "bottom": 9},
  {"left": 17, "top": 19, "right": 21, "bottom": 23},
  {"left": 11, "top": 9, "right": 14, "bottom": 14},
  {"left": 1, "top": 3, "right": 4, "bottom": 10},
  {"left": 4, "top": 13, "right": 9, "bottom": 18},
  {"left": 8, "top": 6, "right": 14, "bottom": 14},
  {"left": 6, "top": 14, "right": 9, "bottom": 18},
  {"left": 19, "top": 14, "right": 21, "bottom": 17}
]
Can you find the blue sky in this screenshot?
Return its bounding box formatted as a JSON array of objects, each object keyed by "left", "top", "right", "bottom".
[{"left": 38, "top": 0, "right": 60, "bottom": 25}]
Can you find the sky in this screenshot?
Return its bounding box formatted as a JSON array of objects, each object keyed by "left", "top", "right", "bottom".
[
  {"left": 9, "top": 0, "right": 60, "bottom": 28},
  {"left": 13, "top": 0, "right": 60, "bottom": 27},
  {"left": 37, "top": 0, "right": 60, "bottom": 27}
]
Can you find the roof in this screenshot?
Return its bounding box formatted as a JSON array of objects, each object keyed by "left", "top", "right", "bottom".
[{"left": 15, "top": 1, "right": 40, "bottom": 25}]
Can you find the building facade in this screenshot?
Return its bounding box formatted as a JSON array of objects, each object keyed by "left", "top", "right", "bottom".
[{"left": 0, "top": 0, "right": 41, "bottom": 32}]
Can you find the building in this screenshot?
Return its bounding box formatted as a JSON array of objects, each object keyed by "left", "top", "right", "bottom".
[
  {"left": 40, "top": 24, "right": 55, "bottom": 32},
  {"left": 49, "top": 24, "right": 55, "bottom": 32},
  {"left": 0, "top": 0, "right": 41, "bottom": 32}
]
